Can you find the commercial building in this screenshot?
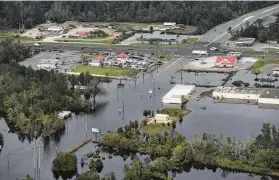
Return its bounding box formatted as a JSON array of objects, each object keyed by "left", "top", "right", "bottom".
[
  {"left": 236, "top": 38, "right": 255, "bottom": 46},
  {"left": 215, "top": 56, "right": 237, "bottom": 68},
  {"left": 37, "top": 59, "right": 58, "bottom": 70},
  {"left": 162, "top": 84, "right": 195, "bottom": 104},
  {"left": 258, "top": 89, "right": 279, "bottom": 109},
  {"left": 213, "top": 86, "right": 263, "bottom": 101}
]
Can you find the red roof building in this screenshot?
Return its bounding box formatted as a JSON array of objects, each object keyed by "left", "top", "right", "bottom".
[
  {"left": 76, "top": 31, "right": 87, "bottom": 38},
  {"left": 116, "top": 53, "right": 128, "bottom": 59},
  {"left": 95, "top": 55, "right": 104, "bottom": 61},
  {"left": 216, "top": 56, "right": 237, "bottom": 68}
]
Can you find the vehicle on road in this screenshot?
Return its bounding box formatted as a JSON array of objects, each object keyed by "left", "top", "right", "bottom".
[
  {"left": 192, "top": 50, "right": 210, "bottom": 56},
  {"left": 33, "top": 42, "right": 43, "bottom": 47},
  {"left": 210, "top": 47, "right": 219, "bottom": 52}
]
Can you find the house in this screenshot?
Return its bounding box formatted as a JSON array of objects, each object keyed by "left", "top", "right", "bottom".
[
  {"left": 88, "top": 55, "right": 104, "bottom": 66},
  {"left": 216, "top": 56, "right": 237, "bottom": 68},
  {"left": 155, "top": 114, "right": 170, "bottom": 123}
]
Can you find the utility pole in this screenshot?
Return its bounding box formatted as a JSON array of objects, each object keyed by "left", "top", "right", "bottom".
[
  {"left": 117, "top": 87, "right": 119, "bottom": 100},
  {"left": 153, "top": 79, "right": 156, "bottom": 98},
  {"left": 34, "top": 138, "right": 36, "bottom": 180},
  {"left": 180, "top": 57, "right": 183, "bottom": 84},
  {"left": 38, "top": 141, "right": 41, "bottom": 178},
  {"left": 7, "top": 153, "right": 10, "bottom": 172},
  {"left": 122, "top": 87, "right": 124, "bottom": 114},
  {"left": 85, "top": 121, "right": 88, "bottom": 139},
  {"left": 156, "top": 41, "right": 159, "bottom": 56}
]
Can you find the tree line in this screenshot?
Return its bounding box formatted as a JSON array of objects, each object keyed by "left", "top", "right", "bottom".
[
  {"left": 0, "top": 39, "right": 107, "bottom": 139},
  {"left": 98, "top": 121, "right": 279, "bottom": 179},
  {"left": 0, "top": 1, "right": 277, "bottom": 34},
  {"left": 230, "top": 17, "right": 279, "bottom": 42}
]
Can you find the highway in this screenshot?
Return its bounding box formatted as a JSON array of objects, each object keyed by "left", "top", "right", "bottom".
[{"left": 198, "top": 4, "right": 279, "bottom": 46}]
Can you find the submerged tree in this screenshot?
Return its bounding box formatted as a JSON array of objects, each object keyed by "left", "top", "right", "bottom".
[
  {"left": 84, "top": 78, "right": 107, "bottom": 110},
  {"left": 52, "top": 152, "right": 77, "bottom": 180}
]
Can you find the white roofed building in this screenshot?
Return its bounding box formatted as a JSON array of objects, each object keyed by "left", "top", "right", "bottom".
[{"left": 162, "top": 84, "right": 195, "bottom": 104}]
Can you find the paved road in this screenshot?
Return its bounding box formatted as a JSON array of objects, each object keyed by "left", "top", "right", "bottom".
[
  {"left": 198, "top": 4, "right": 279, "bottom": 46},
  {"left": 261, "top": 64, "right": 279, "bottom": 74}
]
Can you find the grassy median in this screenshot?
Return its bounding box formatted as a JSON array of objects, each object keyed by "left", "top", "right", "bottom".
[
  {"left": 252, "top": 58, "right": 279, "bottom": 73},
  {"left": 71, "top": 65, "right": 139, "bottom": 77}
]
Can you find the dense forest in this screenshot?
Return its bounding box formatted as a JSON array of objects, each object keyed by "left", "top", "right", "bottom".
[
  {"left": 0, "top": 39, "right": 108, "bottom": 138},
  {"left": 0, "top": 1, "right": 277, "bottom": 33},
  {"left": 230, "top": 17, "right": 279, "bottom": 42}
]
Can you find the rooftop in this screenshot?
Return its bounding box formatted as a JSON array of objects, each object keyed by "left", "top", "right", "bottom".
[
  {"left": 259, "top": 89, "right": 279, "bottom": 99},
  {"left": 162, "top": 84, "right": 195, "bottom": 104},
  {"left": 214, "top": 86, "right": 264, "bottom": 95}
]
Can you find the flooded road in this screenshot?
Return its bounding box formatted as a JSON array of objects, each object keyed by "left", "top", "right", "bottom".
[{"left": 0, "top": 67, "right": 278, "bottom": 180}]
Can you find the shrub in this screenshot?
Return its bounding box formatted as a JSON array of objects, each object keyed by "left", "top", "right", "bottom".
[{"left": 86, "top": 152, "right": 94, "bottom": 158}]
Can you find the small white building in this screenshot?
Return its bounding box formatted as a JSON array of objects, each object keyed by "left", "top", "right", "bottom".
[
  {"left": 155, "top": 114, "right": 170, "bottom": 123},
  {"left": 37, "top": 59, "right": 58, "bottom": 70},
  {"left": 212, "top": 86, "right": 263, "bottom": 101},
  {"left": 162, "top": 84, "right": 195, "bottom": 104},
  {"left": 164, "top": 22, "right": 176, "bottom": 26}
]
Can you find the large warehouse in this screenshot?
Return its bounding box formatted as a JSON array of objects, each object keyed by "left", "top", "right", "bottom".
[
  {"left": 212, "top": 86, "right": 263, "bottom": 101},
  {"left": 162, "top": 84, "right": 195, "bottom": 105}
]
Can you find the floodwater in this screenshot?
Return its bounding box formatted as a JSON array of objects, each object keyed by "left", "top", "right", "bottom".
[{"left": 0, "top": 69, "right": 278, "bottom": 180}]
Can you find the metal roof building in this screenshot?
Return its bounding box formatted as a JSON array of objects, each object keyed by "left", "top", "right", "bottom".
[{"left": 162, "top": 84, "right": 195, "bottom": 104}]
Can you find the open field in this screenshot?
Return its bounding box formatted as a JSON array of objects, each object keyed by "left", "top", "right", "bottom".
[
  {"left": 71, "top": 65, "right": 139, "bottom": 77},
  {"left": 252, "top": 58, "right": 279, "bottom": 73},
  {"left": 165, "top": 26, "right": 198, "bottom": 35},
  {"left": 140, "top": 123, "right": 168, "bottom": 134},
  {"left": 56, "top": 38, "right": 112, "bottom": 44},
  {"left": 0, "top": 31, "right": 36, "bottom": 42},
  {"left": 119, "top": 22, "right": 166, "bottom": 29},
  {"left": 132, "top": 38, "right": 197, "bottom": 47}
]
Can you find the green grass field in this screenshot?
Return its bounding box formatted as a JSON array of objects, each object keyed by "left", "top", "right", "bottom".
[
  {"left": 72, "top": 65, "right": 139, "bottom": 77},
  {"left": 264, "top": 48, "right": 279, "bottom": 52},
  {"left": 152, "top": 55, "right": 172, "bottom": 61},
  {"left": 233, "top": 47, "right": 255, "bottom": 52},
  {"left": 140, "top": 123, "right": 169, "bottom": 134},
  {"left": 0, "top": 31, "right": 36, "bottom": 42},
  {"left": 252, "top": 58, "right": 279, "bottom": 73},
  {"left": 56, "top": 38, "right": 112, "bottom": 44}
]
